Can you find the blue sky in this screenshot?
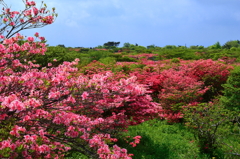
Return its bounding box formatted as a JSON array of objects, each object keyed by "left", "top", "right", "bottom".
[{"left": 5, "top": 0, "right": 240, "bottom": 48}]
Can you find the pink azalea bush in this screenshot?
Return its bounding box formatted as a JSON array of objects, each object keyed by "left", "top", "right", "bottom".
[
  {"left": 0, "top": 1, "right": 162, "bottom": 158},
  {"left": 0, "top": 32, "right": 161, "bottom": 158}
]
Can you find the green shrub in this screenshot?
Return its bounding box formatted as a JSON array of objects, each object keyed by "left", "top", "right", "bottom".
[
  {"left": 79, "top": 48, "right": 90, "bottom": 53},
  {"left": 99, "top": 57, "right": 116, "bottom": 65},
  {"left": 145, "top": 50, "right": 152, "bottom": 53},
  {"left": 129, "top": 64, "right": 146, "bottom": 70},
  {"left": 109, "top": 53, "right": 123, "bottom": 58},
  {"left": 171, "top": 58, "right": 180, "bottom": 63},
  {"left": 230, "top": 47, "right": 237, "bottom": 51},
  {"left": 117, "top": 56, "right": 138, "bottom": 62},
  {"left": 184, "top": 102, "right": 233, "bottom": 157},
  {"left": 88, "top": 50, "right": 110, "bottom": 61},
  {"left": 221, "top": 66, "right": 240, "bottom": 112},
  {"left": 116, "top": 119, "right": 210, "bottom": 159}
]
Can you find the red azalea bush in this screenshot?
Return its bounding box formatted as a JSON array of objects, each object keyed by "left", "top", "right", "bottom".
[
  {"left": 130, "top": 69, "right": 207, "bottom": 122},
  {"left": 130, "top": 59, "right": 232, "bottom": 122},
  {"left": 80, "top": 60, "right": 110, "bottom": 75},
  {"left": 130, "top": 71, "right": 165, "bottom": 98},
  {"left": 180, "top": 59, "right": 233, "bottom": 101},
  {"left": 158, "top": 68, "right": 209, "bottom": 122}
]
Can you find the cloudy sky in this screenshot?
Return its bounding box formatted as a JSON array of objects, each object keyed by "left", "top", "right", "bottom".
[{"left": 5, "top": 0, "right": 240, "bottom": 47}]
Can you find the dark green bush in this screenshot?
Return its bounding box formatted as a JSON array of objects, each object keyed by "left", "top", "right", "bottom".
[
  {"left": 184, "top": 102, "right": 233, "bottom": 157},
  {"left": 116, "top": 56, "right": 138, "bottom": 62},
  {"left": 221, "top": 66, "right": 240, "bottom": 112},
  {"left": 171, "top": 58, "right": 180, "bottom": 63}
]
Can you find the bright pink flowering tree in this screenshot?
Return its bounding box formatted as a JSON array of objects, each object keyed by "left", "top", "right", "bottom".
[
  {"left": 0, "top": 0, "right": 57, "bottom": 39},
  {"left": 0, "top": 1, "right": 162, "bottom": 158},
  {"left": 0, "top": 32, "right": 161, "bottom": 158}
]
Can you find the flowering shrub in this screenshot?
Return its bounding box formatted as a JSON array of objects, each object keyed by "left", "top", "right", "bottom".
[
  {"left": 0, "top": 32, "right": 161, "bottom": 158},
  {"left": 0, "top": 0, "right": 57, "bottom": 39},
  {"left": 0, "top": 1, "right": 163, "bottom": 158},
  {"left": 180, "top": 59, "right": 233, "bottom": 101},
  {"left": 158, "top": 69, "right": 209, "bottom": 122},
  {"left": 80, "top": 60, "right": 110, "bottom": 75},
  {"left": 130, "top": 59, "right": 232, "bottom": 122}
]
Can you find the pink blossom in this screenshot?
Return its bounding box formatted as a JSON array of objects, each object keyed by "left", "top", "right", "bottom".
[
  {"left": 48, "top": 91, "right": 61, "bottom": 99},
  {"left": 81, "top": 91, "right": 89, "bottom": 100},
  {"left": 27, "top": 37, "right": 34, "bottom": 42},
  {"left": 3, "top": 18, "right": 8, "bottom": 23},
  {"left": 0, "top": 44, "right": 6, "bottom": 52},
  {"left": 9, "top": 22, "right": 15, "bottom": 26},
  {"left": 39, "top": 129, "right": 45, "bottom": 137},
  {"left": 38, "top": 145, "right": 50, "bottom": 153},
  {"left": 23, "top": 115, "right": 31, "bottom": 121},
  {"left": 10, "top": 125, "right": 26, "bottom": 137},
  {"left": 3, "top": 38, "right": 14, "bottom": 44},
  {"left": 32, "top": 7, "right": 38, "bottom": 15},
  {"left": 0, "top": 114, "right": 8, "bottom": 120},
  {"left": 5, "top": 8, "right": 10, "bottom": 13},
  {"left": 0, "top": 140, "right": 11, "bottom": 150},
  {"left": 34, "top": 32, "right": 39, "bottom": 37},
  {"left": 12, "top": 11, "right": 20, "bottom": 14},
  {"left": 20, "top": 18, "right": 25, "bottom": 23},
  {"left": 39, "top": 36, "right": 45, "bottom": 41},
  {"left": 30, "top": 1, "right": 36, "bottom": 6}
]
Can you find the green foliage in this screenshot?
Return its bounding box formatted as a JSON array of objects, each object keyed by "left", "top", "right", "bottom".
[
  {"left": 221, "top": 66, "right": 240, "bottom": 112},
  {"left": 99, "top": 57, "right": 116, "bottom": 65},
  {"left": 157, "top": 48, "right": 200, "bottom": 60},
  {"left": 33, "top": 46, "right": 81, "bottom": 67},
  {"left": 134, "top": 48, "right": 146, "bottom": 54},
  {"left": 103, "top": 41, "right": 120, "bottom": 49},
  {"left": 117, "top": 56, "right": 138, "bottom": 62},
  {"left": 116, "top": 119, "right": 210, "bottom": 159},
  {"left": 79, "top": 48, "right": 90, "bottom": 53},
  {"left": 65, "top": 151, "right": 89, "bottom": 159},
  {"left": 145, "top": 49, "right": 152, "bottom": 53},
  {"left": 147, "top": 44, "right": 156, "bottom": 49},
  {"left": 189, "top": 45, "right": 199, "bottom": 49},
  {"left": 189, "top": 45, "right": 205, "bottom": 49},
  {"left": 88, "top": 50, "right": 110, "bottom": 61},
  {"left": 128, "top": 64, "right": 146, "bottom": 71},
  {"left": 170, "top": 58, "right": 180, "bottom": 63},
  {"left": 222, "top": 40, "right": 240, "bottom": 49},
  {"left": 95, "top": 45, "right": 104, "bottom": 49},
  {"left": 230, "top": 47, "right": 237, "bottom": 51},
  {"left": 109, "top": 53, "right": 122, "bottom": 59},
  {"left": 183, "top": 102, "right": 233, "bottom": 157},
  {"left": 164, "top": 45, "right": 177, "bottom": 49},
  {"left": 209, "top": 42, "right": 222, "bottom": 49},
  {"left": 123, "top": 42, "right": 131, "bottom": 48},
  {"left": 57, "top": 44, "right": 65, "bottom": 48}
]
